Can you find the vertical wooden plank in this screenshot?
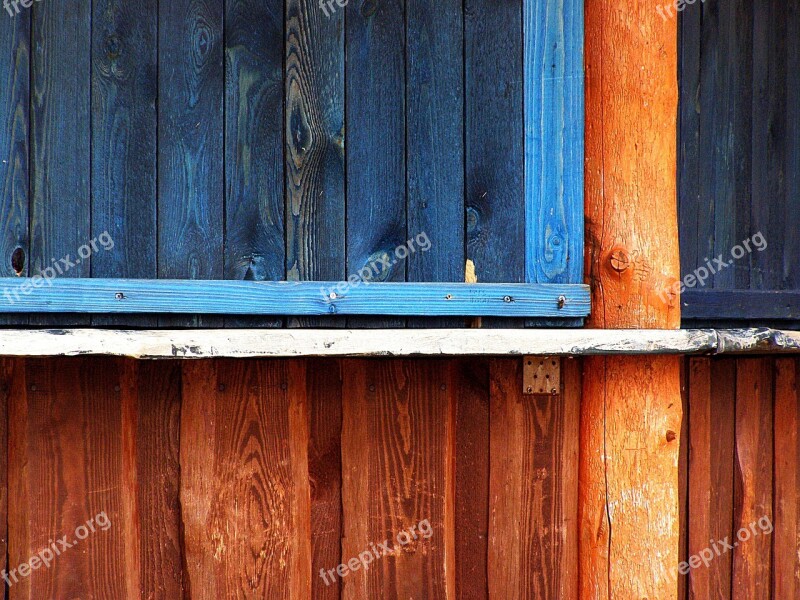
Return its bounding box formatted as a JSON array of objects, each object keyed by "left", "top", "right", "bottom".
[
  {"left": 732, "top": 358, "right": 773, "bottom": 600},
  {"left": 465, "top": 0, "right": 524, "bottom": 327},
  {"left": 91, "top": 0, "right": 158, "bottom": 328},
  {"left": 159, "top": 0, "right": 224, "bottom": 327},
  {"left": 0, "top": 12, "right": 30, "bottom": 327},
  {"left": 8, "top": 359, "right": 143, "bottom": 598},
  {"left": 126, "top": 361, "right": 183, "bottom": 598},
  {"left": 180, "top": 359, "right": 311, "bottom": 599},
  {"left": 677, "top": 7, "right": 701, "bottom": 285},
  {"left": 677, "top": 358, "right": 689, "bottom": 600},
  {"left": 341, "top": 360, "right": 454, "bottom": 599},
  {"left": 750, "top": 0, "right": 786, "bottom": 292},
  {"left": 774, "top": 357, "right": 799, "bottom": 599},
  {"left": 225, "top": 0, "right": 286, "bottom": 328},
  {"left": 489, "top": 357, "right": 579, "bottom": 599},
  {"left": 687, "top": 358, "right": 735, "bottom": 599},
  {"left": 285, "top": 0, "right": 345, "bottom": 328},
  {"left": 307, "top": 359, "right": 343, "bottom": 600},
  {"left": 406, "top": 0, "right": 464, "bottom": 328},
  {"left": 784, "top": 2, "right": 800, "bottom": 298},
  {"left": 525, "top": 0, "right": 583, "bottom": 287},
  {"left": 30, "top": 0, "right": 91, "bottom": 327},
  {"left": 0, "top": 360, "right": 12, "bottom": 587},
  {"left": 454, "top": 359, "right": 489, "bottom": 600},
  {"left": 346, "top": 0, "right": 406, "bottom": 328}
]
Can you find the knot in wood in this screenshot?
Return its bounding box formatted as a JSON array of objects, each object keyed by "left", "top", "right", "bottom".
[{"left": 609, "top": 248, "right": 631, "bottom": 273}]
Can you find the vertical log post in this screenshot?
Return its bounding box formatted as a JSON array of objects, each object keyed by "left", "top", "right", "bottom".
[{"left": 580, "top": 0, "right": 682, "bottom": 597}]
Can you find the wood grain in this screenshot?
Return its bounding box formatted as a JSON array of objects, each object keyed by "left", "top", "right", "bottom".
[
  {"left": 488, "top": 357, "right": 579, "bottom": 599},
  {"left": 774, "top": 357, "right": 799, "bottom": 599},
  {"left": 465, "top": 0, "right": 524, "bottom": 328},
  {"left": 525, "top": 0, "right": 583, "bottom": 287},
  {"left": 579, "top": 356, "right": 683, "bottom": 599},
  {"left": 0, "top": 12, "right": 30, "bottom": 327},
  {"left": 127, "top": 360, "right": 183, "bottom": 598},
  {"left": 584, "top": 0, "right": 680, "bottom": 328},
  {"left": 345, "top": 0, "right": 406, "bottom": 328},
  {"left": 406, "top": 0, "right": 464, "bottom": 328},
  {"left": 307, "top": 359, "right": 343, "bottom": 600},
  {"left": 341, "top": 360, "right": 455, "bottom": 599},
  {"left": 179, "top": 360, "right": 311, "bottom": 599},
  {"left": 0, "top": 359, "right": 12, "bottom": 584},
  {"left": 91, "top": 0, "right": 157, "bottom": 328},
  {"left": 225, "top": 0, "right": 285, "bottom": 328},
  {"left": 158, "top": 0, "right": 223, "bottom": 327},
  {"left": 687, "top": 358, "right": 735, "bottom": 598},
  {"left": 732, "top": 358, "right": 773, "bottom": 600},
  {"left": 454, "top": 359, "right": 489, "bottom": 600},
  {"left": 0, "top": 278, "right": 591, "bottom": 318},
  {"left": 8, "top": 359, "right": 135, "bottom": 598},
  {"left": 285, "top": 0, "right": 345, "bottom": 328},
  {"left": 30, "top": 0, "right": 91, "bottom": 327}
]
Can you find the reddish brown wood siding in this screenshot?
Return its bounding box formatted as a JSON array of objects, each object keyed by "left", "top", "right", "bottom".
[{"left": 0, "top": 355, "right": 795, "bottom": 598}]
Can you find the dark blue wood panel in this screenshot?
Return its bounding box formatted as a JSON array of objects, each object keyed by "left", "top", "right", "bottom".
[
  {"left": 91, "top": 0, "right": 158, "bottom": 327},
  {"left": 159, "top": 0, "right": 224, "bottom": 326},
  {"left": 0, "top": 279, "right": 590, "bottom": 318},
  {"left": 31, "top": 0, "right": 92, "bottom": 326},
  {"left": 406, "top": 0, "right": 465, "bottom": 328},
  {"left": 346, "top": 0, "right": 407, "bottom": 327},
  {"left": 465, "top": 0, "right": 524, "bottom": 327},
  {"left": 285, "top": 0, "right": 346, "bottom": 327},
  {"left": 225, "top": 0, "right": 286, "bottom": 328},
  {"left": 0, "top": 9, "right": 30, "bottom": 326}
]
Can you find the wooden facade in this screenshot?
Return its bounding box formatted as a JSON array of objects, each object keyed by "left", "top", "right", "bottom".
[{"left": 0, "top": 356, "right": 796, "bottom": 598}]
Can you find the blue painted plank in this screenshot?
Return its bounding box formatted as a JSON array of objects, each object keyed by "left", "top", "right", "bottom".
[
  {"left": 406, "top": 0, "right": 464, "bottom": 328},
  {"left": 159, "top": 0, "right": 224, "bottom": 326},
  {"left": 226, "top": 0, "right": 285, "bottom": 328},
  {"left": 0, "top": 279, "right": 590, "bottom": 318},
  {"left": 31, "top": 0, "right": 92, "bottom": 326},
  {"left": 0, "top": 9, "right": 30, "bottom": 326},
  {"left": 465, "top": 0, "right": 524, "bottom": 327},
  {"left": 91, "top": 0, "right": 158, "bottom": 327},
  {"left": 285, "top": 0, "right": 345, "bottom": 327},
  {"left": 346, "top": 0, "right": 406, "bottom": 327},
  {"left": 524, "top": 0, "right": 583, "bottom": 286}
]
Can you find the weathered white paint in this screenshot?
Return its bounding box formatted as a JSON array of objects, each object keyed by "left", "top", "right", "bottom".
[{"left": 0, "top": 328, "right": 795, "bottom": 359}]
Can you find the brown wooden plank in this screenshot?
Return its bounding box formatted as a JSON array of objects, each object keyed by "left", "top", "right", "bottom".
[
  {"left": 7, "top": 358, "right": 141, "bottom": 598},
  {"left": 489, "top": 357, "right": 579, "bottom": 599},
  {"left": 677, "top": 357, "right": 689, "bottom": 600},
  {"left": 307, "top": 359, "right": 343, "bottom": 600},
  {"left": 732, "top": 358, "right": 774, "bottom": 600},
  {"left": 687, "top": 358, "right": 735, "bottom": 598},
  {"left": 340, "top": 360, "right": 454, "bottom": 599},
  {"left": 0, "top": 359, "right": 13, "bottom": 588},
  {"left": 179, "top": 359, "right": 311, "bottom": 599},
  {"left": 124, "top": 360, "right": 183, "bottom": 597},
  {"left": 773, "top": 357, "right": 799, "bottom": 599},
  {"left": 454, "top": 359, "right": 489, "bottom": 600}
]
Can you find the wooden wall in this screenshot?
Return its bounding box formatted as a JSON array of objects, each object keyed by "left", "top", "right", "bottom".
[
  {"left": 0, "top": 0, "right": 583, "bottom": 329},
  {"left": 0, "top": 355, "right": 796, "bottom": 598},
  {"left": 678, "top": 0, "right": 800, "bottom": 326}
]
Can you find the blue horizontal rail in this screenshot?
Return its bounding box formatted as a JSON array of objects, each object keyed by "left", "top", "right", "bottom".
[{"left": 0, "top": 279, "right": 590, "bottom": 318}]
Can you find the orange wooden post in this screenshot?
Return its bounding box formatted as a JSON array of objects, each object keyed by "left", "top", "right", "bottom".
[{"left": 580, "top": 0, "right": 682, "bottom": 597}]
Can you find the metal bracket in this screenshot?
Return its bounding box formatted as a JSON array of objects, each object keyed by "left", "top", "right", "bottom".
[{"left": 523, "top": 356, "right": 560, "bottom": 395}]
